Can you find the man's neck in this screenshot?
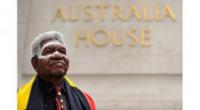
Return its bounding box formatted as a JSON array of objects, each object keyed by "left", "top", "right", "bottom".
[{"left": 38, "top": 75, "right": 64, "bottom": 87}]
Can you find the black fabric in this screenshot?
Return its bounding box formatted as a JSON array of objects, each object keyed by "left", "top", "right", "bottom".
[
  {"left": 38, "top": 76, "right": 69, "bottom": 110},
  {"left": 27, "top": 76, "right": 91, "bottom": 110}
]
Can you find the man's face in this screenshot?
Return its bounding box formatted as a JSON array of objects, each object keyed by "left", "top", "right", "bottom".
[{"left": 35, "top": 42, "right": 69, "bottom": 78}]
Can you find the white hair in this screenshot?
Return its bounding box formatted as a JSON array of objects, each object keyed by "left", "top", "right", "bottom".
[{"left": 31, "top": 31, "right": 66, "bottom": 57}]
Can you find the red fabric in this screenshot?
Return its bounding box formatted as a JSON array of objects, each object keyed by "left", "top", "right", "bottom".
[
  {"left": 55, "top": 97, "right": 61, "bottom": 110},
  {"left": 55, "top": 87, "right": 62, "bottom": 110},
  {"left": 83, "top": 92, "right": 96, "bottom": 110}
]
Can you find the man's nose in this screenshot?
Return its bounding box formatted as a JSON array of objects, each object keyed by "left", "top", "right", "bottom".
[{"left": 50, "top": 51, "right": 63, "bottom": 60}]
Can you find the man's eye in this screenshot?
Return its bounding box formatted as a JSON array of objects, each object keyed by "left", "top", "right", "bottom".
[
  {"left": 60, "top": 50, "right": 66, "bottom": 54},
  {"left": 43, "top": 49, "right": 54, "bottom": 55}
]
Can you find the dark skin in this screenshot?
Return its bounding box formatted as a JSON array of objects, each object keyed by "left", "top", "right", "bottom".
[{"left": 31, "top": 43, "right": 69, "bottom": 87}]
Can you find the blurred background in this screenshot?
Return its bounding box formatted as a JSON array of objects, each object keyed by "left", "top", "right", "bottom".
[{"left": 18, "top": 0, "right": 182, "bottom": 110}]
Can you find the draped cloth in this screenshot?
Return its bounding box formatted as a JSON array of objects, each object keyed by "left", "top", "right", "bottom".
[{"left": 18, "top": 76, "right": 95, "bottom": 110}]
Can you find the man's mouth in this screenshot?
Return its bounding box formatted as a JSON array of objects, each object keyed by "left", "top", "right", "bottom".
[
  {"left": 50, "top": 61, "right": 65, "bottom": 67},
  {"left": 53, "top": 62, "right": 64, "bottom": 67}
]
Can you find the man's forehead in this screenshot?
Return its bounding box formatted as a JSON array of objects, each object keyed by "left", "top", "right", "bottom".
[{"left": 41, "top": 41, "right": 65, "bottom": 51}]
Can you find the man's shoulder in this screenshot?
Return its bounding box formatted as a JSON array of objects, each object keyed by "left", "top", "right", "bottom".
[
  {"left": 64, "top": 76, "right": 76, "bottom": 87},
  {"left": 18, "top": 76, "right": 36, "bottom": 93},
  {"left": 63, "top": 76, "right": 96, "bottom": 110},
  {"left": 83, "top": 92, "right": 96, "bottom": 110}
]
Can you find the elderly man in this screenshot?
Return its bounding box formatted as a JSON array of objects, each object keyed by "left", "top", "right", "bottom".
[{"left": 18, "top": 31, "right": 95, "bottom": 110}]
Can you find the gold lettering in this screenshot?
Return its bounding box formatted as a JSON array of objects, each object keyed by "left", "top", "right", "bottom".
[
  {"left": 127, "top": 29, "right": 138, "bottom": 47},
  {"left": 142, "top": 4, "right": 152, "bottom": 21},
  {"left": 67, "top": 6, "right": 80, "bottom": 22},
  {"left": 163, "top": 4, "right": 176, "bottom": 21},
  {"left": 93, "top": 30, "right": 110, "bottom": 47},
  {"left": 129, "top": 4, "right": 141, "bottom": 21},
  {"left": 112, "top": 5, "right": 129, "bottom": 21},
  {"left": 75, "top": 31, "right": 92, "bottom": 47},
  {"left": 154, "top": 3, "right": 162, "bottom": 21},
  {"left": 52, "top": 8, "right": 66, "bottom": 22},
  {"left": 111, "top": 31, "right": 124, "bottom": 47},
  {"left": 141, "top": 28, "right": 151, "bottom": 47},
  {"left": 83, "top": 5, "right": 94, "bottom": 22},
  {"left": 96, "top": 3, "right": 109, "bottom": 21}
]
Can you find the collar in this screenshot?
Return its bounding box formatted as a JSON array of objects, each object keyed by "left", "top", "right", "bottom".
[{"left": 37, "top": 75, "right": 67, "bottom": 94}]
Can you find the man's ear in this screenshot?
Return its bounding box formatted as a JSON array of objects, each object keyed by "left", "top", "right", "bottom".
[{"left": 31, "top": 56, "right": 38, "bottom": 72}]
